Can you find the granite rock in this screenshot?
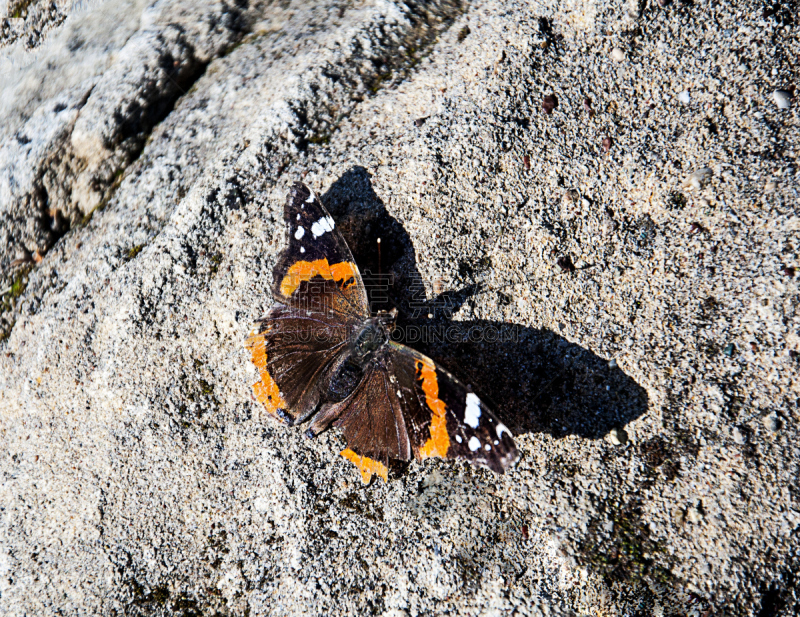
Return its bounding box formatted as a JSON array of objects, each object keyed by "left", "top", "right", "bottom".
[{"left": 1, "top": 0, "right": 799, "bottom": 615}]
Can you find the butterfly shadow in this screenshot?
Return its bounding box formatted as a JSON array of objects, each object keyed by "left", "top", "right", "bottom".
[{"left": 321, "top": 167, "right": 649, "bottom": 442}]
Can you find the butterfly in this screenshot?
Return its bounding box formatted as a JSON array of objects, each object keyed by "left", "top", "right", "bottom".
[{"left": 246, "top": 182, "right": 518, "bottom": 483}]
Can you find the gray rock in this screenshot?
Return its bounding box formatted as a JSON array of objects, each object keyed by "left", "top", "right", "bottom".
[
  {"left": 1, "top": 0, "right": 799, "bottom": 616},
  {"left": 0, "top": 0, "right": 264, "bottom": 269},
  {"left": 609, "top": 427, "right": 628, "bottom": 446},
  {"left": 773, "top": 89, "right": 791, "bottom": 110},
  {"left": 611, "top": 47, "right": 626, "bottom": 63},
  {"left": 687, "top": 506, "right": 704, "bottom": 524},
  {"left": 686, "top": 167, "right": 713, "bottom": 191},
  {"left": 763, "top": 412, "right": 780, "bottom": 433}
]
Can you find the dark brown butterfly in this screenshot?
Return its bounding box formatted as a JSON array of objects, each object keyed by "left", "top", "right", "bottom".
[{"left": 247, "top": 182, "right": 518, "bottom": 482}]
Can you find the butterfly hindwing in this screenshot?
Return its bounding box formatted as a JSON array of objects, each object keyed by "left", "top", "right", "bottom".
[
  {"left": 272, "top": 182, "right": 370, "bottom": 319},
  {"left": 246, "top": 305, "right": 353, "bottom": 425},
  {"left": 332, "top": 364, "right": 410, "bottom": 483}
]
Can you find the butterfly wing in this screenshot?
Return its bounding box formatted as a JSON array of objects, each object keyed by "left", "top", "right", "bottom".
[
  {"left": 308, "top": 363, "right": 410, "bottom": 483},
  {"left": 329, "top": 341, "right": 518, "bottom": 482},
  {"left": 389, "top": 342, "right": 519, "bottom": 473},
  {"left": 272, "top": 182, "right": 370, "bottom": 320},
  {"left": 246, "top": 305, "right": 353, "bottom": 425}
]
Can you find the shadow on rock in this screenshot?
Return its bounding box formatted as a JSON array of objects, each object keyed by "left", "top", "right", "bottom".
[{"left": 322, "top": 166, "right": 649, "bottom": 440}]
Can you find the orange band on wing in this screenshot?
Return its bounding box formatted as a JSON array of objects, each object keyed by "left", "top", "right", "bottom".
[
  {"left": 279, "top": 259, "right": 358, "bottom": 297},
  {"left": 340, "top": 448, "right": 388, "bottom": 484},
  {"left": 415, "top": 359, "right": 450, "bottom": 459},
  {"left": 246, "top": 329, "right": 287, "bottom": 415}
]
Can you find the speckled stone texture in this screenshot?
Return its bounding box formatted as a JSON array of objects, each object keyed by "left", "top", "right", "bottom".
[{"left": 1, "top": 0, "right": 798, "bottom": 615}]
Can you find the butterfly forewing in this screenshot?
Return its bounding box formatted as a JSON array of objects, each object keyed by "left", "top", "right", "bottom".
[
  {"left": 331, "top": 364, "right": 412, "bottom": 480},
  {"left": 383, "top": 342, "right": 519, "bottom": 474},
  {"left": 272, "top": 182, "right": 370, "bottom": 320}
]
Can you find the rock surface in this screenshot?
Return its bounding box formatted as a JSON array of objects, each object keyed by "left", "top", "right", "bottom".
[{"left": 1, "top": 0, "right": 799, "bottom": 615}]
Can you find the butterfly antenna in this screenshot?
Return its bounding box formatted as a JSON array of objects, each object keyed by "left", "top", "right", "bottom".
[{"left": 377, "top": 237, "right": 382, "bottom": 278}]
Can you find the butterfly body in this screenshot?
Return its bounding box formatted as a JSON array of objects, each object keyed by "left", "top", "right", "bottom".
[
  {"left": 330, "top": 312, "right": 390, "bottom": 388},
  {"left": 247, "top": 182, "right": 518, "bottom": 483}
]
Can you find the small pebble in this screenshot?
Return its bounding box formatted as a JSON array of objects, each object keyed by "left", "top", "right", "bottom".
[
  {"left": 686, "top": 167, "right": 712, "bottom": 190},
  {"left": 672, "top": 507, "right": 685, "bottom": 526},
  {"left": 563, "top": 188, "right": 580, "bottom": 204},
  {"left": 602, "top": 136, "right": 612, "bottom": 152},
  {"left": 783, "top": 267, "right": 796, "bottom": 277},
  {"left": 686, "top": 506, "right": 703, "bottom": 524},
  {"left": 609, "top": 427, "right": 628, "bottom": 446},
  {"left": 722, "top": 343, "right": 735, "bottom": 357},
  {"left": 678, "top": 90, "right": 691, "bottom": 105},
  {"left": 542, "top": 94, "right": 558, "bottom": 114},
  {"left": 764, "top": 180, "right": 777, "bottom": 193},
  {"left": 773, "top": 90, "right": 791, "bottom": 110},
  {"left": 732, "top": 427, "right": 746, "bottom": 445},
  {"left": 611, "top": 48, "right": 626, "bottom": 63},
  {"left": 763, "top": 412, "right": 780, "bottom": 433}
]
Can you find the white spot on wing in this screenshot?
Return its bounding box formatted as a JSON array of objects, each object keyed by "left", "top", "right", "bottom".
[
  {"left": 485, "top": 444, "right": 491, "bottom": 451},
  {"left": 496, "top": 423, "right": 510, "bottom": 440},
  {"left": 300, "top": 247, "right": 305, "bottom": 253},
  {"left": 294, "top": 226, "right": 305, "bottom": 240},
  {"left": 468, "top": 436, "right": 481, "bottom": 451},
  {"left": 397, "top": 390, "right": 403, "bottom": 398},
  {"left": 296, "top": 213, "right": 301, "bottom": 220},
  {"left": 311, "top": 216, "right": 335, "bottom": 238},
  {"left": 455, "top": 435, "right": 462, "bottom": 444},
  {"left": 464, "top": 393, "right": 482, "bottom": 428},
  {"left": 306, "top": 190, "right": 316, "bottom": 203}
]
